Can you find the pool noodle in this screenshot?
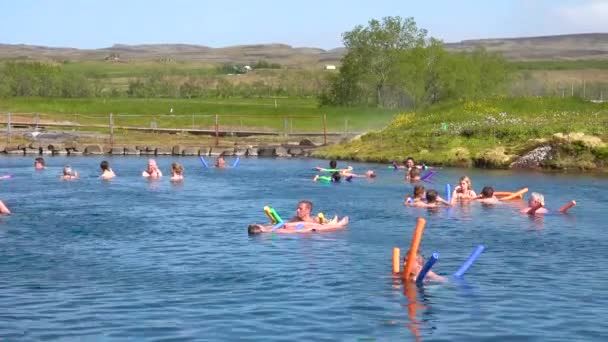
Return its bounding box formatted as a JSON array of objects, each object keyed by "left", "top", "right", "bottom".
[
  {"left": 295, "top": 223, "right": 305, "bottom": 230},
  {"left": 317, "top": 176, "right": 332, "bottom": 183},
  {"left": 232, "top": 157, "right": 240, "bottom": 168},
  {"left": 199, "top": 156, "right": 209, "bottom": 168},
  {"left": 269, "top": 207, "right": 283, "bottom": 223},
  {"left": 271, "top": 222, "right": 285, "bottom": 231},
  {"left": 558, "top": 200, "right": 576, "bottom": 213},
  {"left": 454, "top": 245, "right": 485, "bottom": 277},
  {"left": 500, "top": 188, "right": 528, "bottom": 201},
  {"left": 420, "top": 170, "right": 437, "bottom": 181},
  {"left": 264, "top": 206, "right": 276, "bottom": 224},
  {"left": 319, "top": 169, "right": 341, "bottom": 173},
  {"left": 392, "top": 161, "right": 398, "bottom": 170},
  {"left": 404, "top": 217, "right": 426, "bottom": 280},
  {"left": 392, "top": 247, "right": 400, "bottom": 273},
  {"left": 446, "top": 184, "right": 452, "bottom": 203},
  {"left": 416, "top": 253, "right": 439, "bottom": 285}
]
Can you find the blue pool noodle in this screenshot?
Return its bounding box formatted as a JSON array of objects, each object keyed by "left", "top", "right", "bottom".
[
  {"left": 454, "top": 245, "right": 485, "bottom": 277},
  {"left": 271, "top": 222, "right": 285, "bottom": 231},
  {"left": 232, "top": 157, "right": 240, "bottom": 168},
  {"left": 199, "top": 156, "right": 209, "bottom": 168},
  {"left": 295, "top": 223, "right": 305, "bottom": 230},
  {"left": 416, "top": 253, "right": 440, "bottom": 286},
  {"left": 446, "top": 184, "right": 452, "bottom": 202},
  {"left": 392, "top": 161, "right": 398, "bottom": 170}
]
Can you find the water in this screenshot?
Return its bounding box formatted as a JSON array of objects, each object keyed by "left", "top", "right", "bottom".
[{"left": 1, "top": 156, "right": 607, "bottom": 341}]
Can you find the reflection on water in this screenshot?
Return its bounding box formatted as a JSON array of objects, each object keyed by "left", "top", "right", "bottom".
[{"left": 0, "top": 156, "right": 607, "bottom": 341}]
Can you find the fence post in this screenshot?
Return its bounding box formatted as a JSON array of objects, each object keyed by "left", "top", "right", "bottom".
[
  {"left": 109, "top": 113, "right": 114, "bottom": 146},
  {"left": 7, "top": 112, "right": 11, "bottom": 144},
  {"left": 215, "top": 114, "right": 219, "bottom": 147},
  {"left": 323, "top": 113, "right": 327, "bottom": 145}
]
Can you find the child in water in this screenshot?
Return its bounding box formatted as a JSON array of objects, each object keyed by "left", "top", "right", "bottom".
[
  {"left": 406, "top": 188, "right": 452, "bottom": 208},
  {"left": 407, "top": 168, "right": 421, "bottom": 182},
  {"left": 215, "top": 156, "right": 227, "bottom": 168},
  {"left": 99, "top": 160, "right": 116, "bottom": 180},
  {"left": 476, "top": 186, "right": 498, "bottom": 204},
  {"left": 403, "top": 251, "right": 447, "bottom": 283},
  {"left": 404, "top": 185, "right": 426, "bottom": 206},
  {"left": 61, "top": 165, "right": 79, "bottom": 180},
  {"left": 34, "top": 157, "right": 45, "bottom": 170},
  {"left": 170, "top": 162, "right": 184, "bottom": 182}
]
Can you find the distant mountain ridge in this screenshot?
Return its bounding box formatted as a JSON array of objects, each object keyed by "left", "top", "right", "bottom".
[{"left": 1, "top": 33, "right": 607, "bottom": 66}]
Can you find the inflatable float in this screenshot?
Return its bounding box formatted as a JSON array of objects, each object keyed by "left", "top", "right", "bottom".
[{"left": 248, "top": 217, "right": 349, "bottom": 234}]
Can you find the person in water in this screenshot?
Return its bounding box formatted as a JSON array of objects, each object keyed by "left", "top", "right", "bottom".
[
  {"left": 340, "top": 169, "right": 376, "bottom": 179},
  {"left": 248, "top": 216, "right": 349, "bottom": 234},
  {"left": 476, "top": 186, "right": 498, "bottom": 204},
  {"left": 453, "top": 176, "right": 477, "bottom": 200},
  {"left": 61, "top": 165, "right": 79, "bottom": 180},
  {"left": 520, "top": 192, "right": 576, "bottom": 215},
  {"left": 404, "top": 185, "right": 426, "bottom": 206},
  {"left": 289, "top": 200, "right": 320, "bottom": 223},
  {"left": 313, "top": 171, "right": 342, "bottom": 183},
  {"left": 215, "top": 156, "right": 227, "bottom": 168},
  {"left": 407, "top": 168, "right": 421, "bottom": 182},
  {"left": 403, "top": 251, "right": 447, "bottom": 283},
  {"left": 170, "top": 162, "right": 184, "bottom": 181},
  {"left": 34, "top": 157, "right": 45, "bottom": 170},
  {"left": 99, "top": 160, "right": 116, "bottom": 180},
  {"left": 315, "top": 159, "right": 353, "bottom": 173},
  {"left": 0, "top": 199, "right": 10, "bottom": 215},
  {"left": 409, "top": 189, "right": 453, "bottom": 208},
  {"left": 142, "top": 159, "right": 162, "bottom": 178}
]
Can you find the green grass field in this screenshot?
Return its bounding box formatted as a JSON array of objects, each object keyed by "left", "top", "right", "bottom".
[{"left": 0, "top": 97, "right": 398, "bottom": 133}]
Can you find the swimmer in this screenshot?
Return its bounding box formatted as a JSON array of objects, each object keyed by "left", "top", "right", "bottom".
[
  {"left": 404, "top": 185, "right": 426, "bottom": 206},
  {"left": 313, "top": 171, "right": 342, "bottom": 183},
  {"left": 170, "top": 162, "right": 184, "bottom": 182},
  {"left": 411, "top": 190, "right": 453, "bottom": 208},
  {"left": 0, "top": 199, "right": 10, "bottom": 215},
  {"left": 341, "top": 169, "right": 376, "bottom": 178},
  {"left": 520, "top": 192, "right": 576, "bottom": 215},
  {"left": 99, "top": 160, "right": 116, "bottom": 180},
  {"left": 215, "top": 156, "right": 227, "bottom": 168},
  {"left": 60, "top": 165, "right": 79, "bottom": 180},
  {"left": 476, "top": 186, "right": 498, "bottom": 204},
  {"left": 315, "top": 159, "right": 353, "bottom": 173},
  {"left": 34, "top": 157, "right": 45, "bottom": 170},
  {"left": 403, "top": 250, "right": 447, "bottom": 283},
  {"left": 407, "top": 168, "right": 421, "bottom": 182},
  {"left": 248, "top": 216, "right": 349, "bottom": 234},
  {"left": 142, "top": 159, "right": 162, "bottom": 178},
  {"left": 452, "top": 176, "right": 477, "bottom": 200},
  {"left": 289, "top": 200, "right": 324, "bottom": 223}
]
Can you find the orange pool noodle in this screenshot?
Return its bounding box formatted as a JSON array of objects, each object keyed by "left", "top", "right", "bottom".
[
  {"left": 494, "top": 191, "right": 514, "bottom": 197},
  {"left": 500, "top": 188, "right": 528, "bottom": 201},
  {"left": 403, "top": 217, "right": 426, "bottom": 281},
  {"left": 392, "top": 247, "right": 401, "bottom": 273},
  {"left": 559, "top": 200, "right": 576, "bottom": 213}
]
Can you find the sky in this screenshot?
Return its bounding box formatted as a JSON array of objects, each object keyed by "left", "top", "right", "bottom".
[{"left": 1, "top": 0, "right": 607, "bottom": 49}]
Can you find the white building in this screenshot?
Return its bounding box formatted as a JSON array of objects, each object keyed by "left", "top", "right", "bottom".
[{"left": 324, "top": 65, "right": 336, "bottom": 70}]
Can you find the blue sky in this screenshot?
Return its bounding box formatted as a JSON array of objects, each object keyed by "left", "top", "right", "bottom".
[{"left": 1, "top": 0, "right": 607, "bottom": 49}]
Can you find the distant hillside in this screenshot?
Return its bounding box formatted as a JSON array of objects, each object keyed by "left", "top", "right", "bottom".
[{"left": 1, "top": 33, "right": 607, "bottom": 65}]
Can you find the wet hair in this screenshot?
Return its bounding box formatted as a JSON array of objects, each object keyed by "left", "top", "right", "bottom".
[
  {"left": 409, "top": 168, "right": 421, "bottom": 179},
  {"left": 530, "top": 192, "right": 545, "bottom": 206},
  {"left": 248, "top": 224, "right": 263, "bottom": 235},
  {"left": 100, "top": 160, "right": 110, "bottom": 171},
  {"left": 426, "top": 189, "right": 438, "bottom": 203},
  {"left": 481, "top": 186, "right": 494, "bottom": 198},
  {"left": 458, "top": 176, "right": 473, "bottom": 191},
  {"left": 413, "top": 185, "right": 425, "bottom": 199},
  {"left": 406, "top": 157, "right": 415, "bottom": 165},
  {"left": 329, "top": 160, "right": 337, "bottom": 169},
  {"left": 298, "top": 200, "right": 313, "bottom": 212},
  {"left": 172, "top": 162, "right": 183, "bottom": 174},
  {"left": 331, "top": 171, "right": 341, "bottom": 182},
  {"left": 35, "top": 157, "right": 45, "bottom": 166}
]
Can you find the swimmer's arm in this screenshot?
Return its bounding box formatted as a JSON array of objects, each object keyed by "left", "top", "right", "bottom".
[
  {"left": 525, "top": 203, "right": 544, "bottom": 215},
  {"left": 558, "top": 200, "right": 576, "bottom": 213},
  {"left": 0, "top": 200, "right": 11, "bottom": 215},
  {"left": 437, "top": 196, "right": 453, "bottom": 206}
]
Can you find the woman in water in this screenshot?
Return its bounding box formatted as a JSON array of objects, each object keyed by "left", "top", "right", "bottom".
[
  {"left": 60, "top": 165, "right": 79, "bottom": 180},
  {"left": 99, "top": 160, "right": 116, "bottom": 180},
  {"left": 170, "top": 162, "right": 184, "bottom": 182},
  {"left": 142, "top": 159, "right": 162, "bottom": 178},
  {"left": 453, "top": 176, "right": 477, "bottom": 200}
]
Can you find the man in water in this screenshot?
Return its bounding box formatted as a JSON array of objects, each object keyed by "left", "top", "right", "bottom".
[
  {"left": 34, "top": 157, "right": 45, "bottom": 170},
  {"left": 215, "top": 156, "right": 227, "bottom": 168},
  {"left": 289, "top": 200, "right": 319, "bottom": 223}
]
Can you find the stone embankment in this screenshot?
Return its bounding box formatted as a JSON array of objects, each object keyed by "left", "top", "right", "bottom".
[{"left": 0, "top": 139, "right": 319, "bottom": 158}]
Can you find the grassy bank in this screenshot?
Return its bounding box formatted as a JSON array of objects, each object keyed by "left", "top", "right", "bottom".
[
  {"left": 314, "top": 97, "right": 608, "bottom": 171},
  {"left": 0, "top": 97, "right": 397, "bottom": 132}
]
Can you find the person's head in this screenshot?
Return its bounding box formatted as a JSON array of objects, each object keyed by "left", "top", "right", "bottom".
[
  {"left": 296, "top": 200, "right": 313, "bottom": 219},
  {"left": 413, "top": 185, "right": 425, "bottom": 199},
  {"left": 100, "top": 160, "right": 110, "bottom": 171},
  {"left": 426, "top": 189, "right": 438, "bottom": 203},
  {"left": 409, "top": 168, "right": 421, "bottom": 180},
  {"left": 480, "top": 186, "right": 494, "bottom": 198},
  {"left": 329, "top": 160, "right": 337, "bottom": 169},
  {"left": 331, "top": 171, "right": 341, "bottom": 182},
  {"left": 147, "top": 159, "right": 158, "bottom": 170},
  {"left": 172, "top": 162, "right": 183, "bottom": 175},
  {"left": 63, "top": 165, "right": 73, "bottom": 176},
  {"left": 365, "top": 170, "right": 377, "bottom": 178},
  {"left": 459, "top": 176, "right": 472, "bottom": 191},
  {"left": 216, "top": 156, "right": 225, "bottom": 167},
  {"left": 405, "top": 157, "right": 415, "bottom": 169},
  {"left": 529, "top": 192, "right": 545, "bottom": 207},
  {"left": 248, "top": 224, "right": 263, "bottom": 235},
  {"left": 34, "top": 157, "right": 45, "bottom": 169}
]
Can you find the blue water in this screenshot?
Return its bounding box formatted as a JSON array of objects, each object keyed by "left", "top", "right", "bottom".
[{"left": 1, "top": 156, "right": 607, "bottom": 341}]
